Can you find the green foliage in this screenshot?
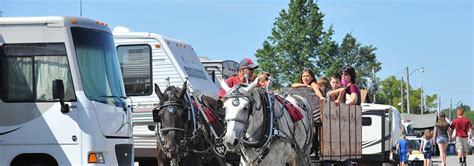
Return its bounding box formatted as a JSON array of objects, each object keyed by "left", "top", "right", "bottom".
[
  {"left": 255, "top": 0, "right": 324, "bottom": 87},
  {"left": 375, "top": 76, "right": 403, "bottom": 109},
  {"left": 255, "top": 0, "right": 381, "bottom": 88},
  {"left": 464, "top": 112, "right": 474, "bottom": 129},
  {"left": 376, "top": 75, "right": 438, "bottom": 114},
  {"left": 327, "top": 33, "right": 381, "bottom": 89},
  {"left": 457, "top": 104, "right": 471, "bottom": 112}
]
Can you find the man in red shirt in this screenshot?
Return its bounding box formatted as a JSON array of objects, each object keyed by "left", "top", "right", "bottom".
[
  {"left": 450, "top": 107, "right": 472, "bottom": 166},
  {"left": 218, "top": 58, "right": 258, "bottom": 98}
]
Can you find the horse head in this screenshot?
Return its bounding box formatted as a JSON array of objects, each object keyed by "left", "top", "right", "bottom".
[
  {"left": 219, "top": 77, "right": 259, "bottom": 151},
  {"left": 154, "top": 82, "right": 188, "bottom": 159}
]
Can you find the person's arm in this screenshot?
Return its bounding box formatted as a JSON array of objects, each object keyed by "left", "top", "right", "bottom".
[
  {"left": 346, "top": 93, "right": 358, "bottom": 105},
  {"left": 291, "top": 83, "right": 310, "bottom": 88},
  {"left": 345, "top": 84, "right": 359, "bottom": 105},
  {"left": 396, "top": 143, "right": 399, "bottom": 154},
  {"left": 419, "top": 140, "right": 423, "bottom": 151},
  {"left": 310, "top": 82, "right": 326, "bottom": 101},
  {"left": 218, "top": 77, "right": 236, "bottom": 98},
  {"left": 448, "top": 126, "right": 453, "bottom": 140},
  {"left": 328, "top": 88, "right": 343, "bottom": 99},
  {"left": 451, "top": 129, "right": 456, "bottom": 140},
  {"left": 335, "top": 88, "right": 346, "bottom": 106},
  {"left": 433, "top": 127, "right": 437, "bottom": 143}
]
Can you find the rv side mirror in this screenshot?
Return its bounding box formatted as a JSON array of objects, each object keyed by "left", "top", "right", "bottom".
[
  {"left": 52, "top": 79, "right": 65, "bottom": 99},
  {"left": 52, "top": 79, "right": 69, "bottom": 113}
]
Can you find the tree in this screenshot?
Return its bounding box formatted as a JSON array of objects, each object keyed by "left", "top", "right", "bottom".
[
  {"left": 317, "top": 25, "right": 340, "bottom": 77},
  {"left": 255, "top": 0, "right": 324, "bottom": 87},
  {"left": 457, "top": 103, "right": 471, "bottom": 112},
  {"left": 324, "top": 33, "right": 381, "bottom": 89},
  {"left": 256, "top": 0, "right": 381, "bottom": 89},
  {"left": 376, "top": 75, "right": 438, "bottom": 114},
  {"left": 375, "top": 76, "right": 403, "bottom": 109}
]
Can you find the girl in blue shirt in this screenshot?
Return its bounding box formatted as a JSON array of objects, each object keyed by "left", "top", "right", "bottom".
[{"left": 397, "top": 134, "right": 409, "bottom": 166}]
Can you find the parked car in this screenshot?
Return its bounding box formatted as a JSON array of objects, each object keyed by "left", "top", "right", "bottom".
[
  {"left": 468, "top": 136, "right": 473, "bottom": 155},
  {"left": 406, "top": 136, "right": 424, "bottom": 166}
]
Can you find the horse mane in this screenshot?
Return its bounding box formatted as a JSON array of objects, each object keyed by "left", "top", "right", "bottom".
[
  {"left": 243, "top": 87, "right": 272, "bottom": 148},
  {"left": 161, "top": 86, "right": 187, "bottom": 103}
]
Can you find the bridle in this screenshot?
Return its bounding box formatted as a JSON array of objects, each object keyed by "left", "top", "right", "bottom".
[
  {"left": 222, "top": 85, "right": 255, "bottom": 128},
  {"left": 155, "top": 97, "right": 194, "bottom": 159}
]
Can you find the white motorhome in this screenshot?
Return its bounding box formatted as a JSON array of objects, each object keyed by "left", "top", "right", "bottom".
[
  {"left": 360, "top": 103, "right": 402, "bottom": 164},
  {"left": 112, "top": 27, "right": 218, "bottom": 163},
  {"left": 0, "top": 16, "right": 133, "bottom": 165},
  {"left": 199, "top": 57, "right": 239, "bottom": 88}
]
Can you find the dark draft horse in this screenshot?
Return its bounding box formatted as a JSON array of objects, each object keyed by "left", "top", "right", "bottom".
[{"left": 153, "top": 82, "right": 224, "bottom": 166}]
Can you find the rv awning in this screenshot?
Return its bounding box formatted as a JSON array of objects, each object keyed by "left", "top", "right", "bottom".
[{"left": 401, "top": 113, "right": 437, "bottom": 129}]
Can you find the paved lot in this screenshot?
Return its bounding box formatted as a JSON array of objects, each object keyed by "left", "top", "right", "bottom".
[
  {"left": 133, "top": 154, "right": 473, "bottom": 166},
  {"left": 431, "top": 154, "right": 473, "bottom": 166}
]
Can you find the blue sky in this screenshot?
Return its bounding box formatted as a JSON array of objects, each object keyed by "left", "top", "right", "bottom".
[{"left": 1, "top": 0, "right": 472, "bottom": 110}]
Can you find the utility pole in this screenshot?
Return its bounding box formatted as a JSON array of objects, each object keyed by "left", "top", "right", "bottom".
[
  {"left": 449, "top": 98, "right": 453, "bottom": 120},
  {"left": 373, "top": 66, "right": 376, "bottom": 103},
  {"left": 406, "top": 67, "right": 410, "bottom": 114},
  {"left": 80, "top": 0, "right": 83, "bottom": 16},
  {"left": 437, "top": 95, "right": 441, "bottom": 114},
  {"left": 421, "top": 86, "right": 424, "bottom": 114},
  {"left": 400, "top": 77, "right": 404, "bottom": 113}
]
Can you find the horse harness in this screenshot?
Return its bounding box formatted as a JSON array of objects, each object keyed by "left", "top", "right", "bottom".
[
  {"left": 223, "top": 86, "right": 310, "bottom": 165},
  {"left": 222, "top": 86, "right": 256, "bottom": 129},
  {"left": 154, "top": 99, "right": 196, "bottom": 160}
]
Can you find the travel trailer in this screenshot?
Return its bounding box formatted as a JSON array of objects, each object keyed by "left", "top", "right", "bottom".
[
  {"left": 0, "top": 16, "right": 133, "bottom": 165},
  {"left": 359, "top": 103, "right": 402, "bottom": 164},
  {"left": 112, "top": 26, "right": 218, "bottom": 163},
  {"left": 199, "top": 57, "right": 239, "bottom": 88}
]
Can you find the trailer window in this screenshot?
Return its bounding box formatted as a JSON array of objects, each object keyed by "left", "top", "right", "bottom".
[
  {"left": 1, "top": 43, "right": 75, "bottom": 102},
  {"left": 0, "top": 45, "right": 3, "bottom": 99},
  {"left": 117, "top": 44, "right": 152, "bottom": 96},
  {"left": 206, "top": 70, "right": 216, "bottom": 83},
  {"left": 362, "top": 117, "right": 372, "bottom": 126}
]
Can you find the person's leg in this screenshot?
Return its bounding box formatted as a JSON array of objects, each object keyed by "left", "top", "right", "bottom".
[
  {"left": 400, "top": 152, "right": 406, "bottom": 166},
  {"left": 426, "top": 152, "right": 432, "bottom": 166},
  {"left": 439, "top": 143, "right": 447, "bottom": 166},
  {"left": 456, "top": 137, "right": 464, "bottom": 164},
  {"left": 461, "top": 137, "right": 468, "bottom": 164}
]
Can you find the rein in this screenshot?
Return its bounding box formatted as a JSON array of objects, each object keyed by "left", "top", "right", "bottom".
[
  {"left": 155, "top": 97, "right": 196, "bottom": 161},
  {"left": 223, "top": 90, "right": 255, "bottom": 127}
]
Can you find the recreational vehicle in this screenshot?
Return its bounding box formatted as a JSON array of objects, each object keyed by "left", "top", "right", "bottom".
[
  {"left": 112, "top": 27, "right": 218, "bottom": 163},
  {"left": 0, "top": 16, "right": 133, "bottom": 165},
  {"left": 359, "top": 103, "right": 402, "bottom": 164},
  {"left": 199, "top": 57, "right": 239, "bottom": 88}
]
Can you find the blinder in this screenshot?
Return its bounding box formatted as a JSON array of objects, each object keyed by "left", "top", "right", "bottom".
[
  {"left": 153, "top": 101, "right": 187, "bottom": 123},
  {"left": 223, "top": 87, "right": 255, "bottom": 126}
]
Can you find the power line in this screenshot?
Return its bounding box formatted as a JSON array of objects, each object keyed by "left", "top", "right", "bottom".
[{"left": 425, "top": 89, "right": 474, "bottom": 94}]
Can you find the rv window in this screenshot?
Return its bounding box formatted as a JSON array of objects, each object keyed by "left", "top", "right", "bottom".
[
  {"left": 117, "top": 44, "right": 152, "bottom": 96},
  {"left": 207, "top": 70, "right": 216, "bottom": 83},
  {"left": 0, "top": 45, "right": 3, "bottom": 99},
  {"left": 1, "top": 43, "right": 75, "bottom": 102},
  {"left": 362, "top": 117, "right": 372, "bottom": 126}
]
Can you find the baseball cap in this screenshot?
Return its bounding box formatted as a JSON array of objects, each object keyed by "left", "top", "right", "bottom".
[{"left": 239, "top": 58, "right": 258, "bottom": 69}]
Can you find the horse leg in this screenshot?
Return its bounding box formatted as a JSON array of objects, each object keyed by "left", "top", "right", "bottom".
[
  {"left": 240, "top": 157, "right": 249, "bottom": 166},
  {"left": 180, "top": 153, "right": 202, "bottom": 166}
]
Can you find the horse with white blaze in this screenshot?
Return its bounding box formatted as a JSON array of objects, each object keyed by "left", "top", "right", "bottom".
[{"left": 220, "top": 77, "right": 312, "bottom": 165}]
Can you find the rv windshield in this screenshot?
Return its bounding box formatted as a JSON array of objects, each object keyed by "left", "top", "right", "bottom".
[{"left": 72, "top": 27, "right": 126, "bottom": 106}]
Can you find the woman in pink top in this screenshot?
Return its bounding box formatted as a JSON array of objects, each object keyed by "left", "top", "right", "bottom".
[{"left": 341, "top": 66, "right": 360, "bottom": 105}]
